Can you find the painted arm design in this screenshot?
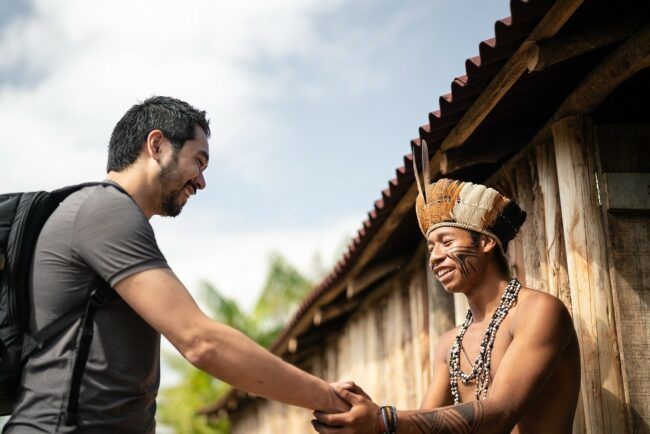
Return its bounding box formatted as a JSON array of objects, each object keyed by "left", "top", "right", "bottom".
[{"left": 403, "top": 401, "right": 485, "bottom": 434}]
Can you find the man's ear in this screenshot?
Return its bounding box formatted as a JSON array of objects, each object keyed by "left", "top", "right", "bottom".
[
  {"left": 481, "top": 236, "right": 498, "bottom": 254},
  {"left": 145, "top": 130, "right": 165, "bottom": 162}
]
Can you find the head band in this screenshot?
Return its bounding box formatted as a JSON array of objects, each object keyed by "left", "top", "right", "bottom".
[{"left": 412, "top": 140, "right": 526, "bottom": 251}]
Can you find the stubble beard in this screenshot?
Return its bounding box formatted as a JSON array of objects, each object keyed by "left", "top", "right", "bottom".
[{"left": 158, "top": 151, "right": 185, "bottom": 217}]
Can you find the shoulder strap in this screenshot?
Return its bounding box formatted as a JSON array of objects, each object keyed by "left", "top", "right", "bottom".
[
  {"left": 50, "top": 181, "right": 129, "bottom": 202},
  {"left": 21, "top": 299, "right": 88, "bottom": 361}
]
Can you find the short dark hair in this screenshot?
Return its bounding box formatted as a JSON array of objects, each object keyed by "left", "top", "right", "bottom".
[
  {"left": 469, "top": 230, "right": 510, "bottom": 275},
  {"left": 107, "top": 96, "right": 210, "bottom": 172}
]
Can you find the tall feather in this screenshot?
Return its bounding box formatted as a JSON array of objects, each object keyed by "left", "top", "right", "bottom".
[
  {"left": 422, "top": 139, "right": 431, "bottom": 190},
  {"left": 411, "top": 141, "right": 426, "bottom": 203}
]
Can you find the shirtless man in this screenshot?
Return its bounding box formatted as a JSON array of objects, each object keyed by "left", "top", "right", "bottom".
[{"left": 311, "top": 150, "right": 581, "bottom": 434}]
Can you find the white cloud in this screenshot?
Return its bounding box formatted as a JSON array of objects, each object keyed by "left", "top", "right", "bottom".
[
  {"left": 0, "top": 0, "right": 371, "bottom": 190},
  {"left": 152, "top": 210, "right": 360, "bottom": 312}
]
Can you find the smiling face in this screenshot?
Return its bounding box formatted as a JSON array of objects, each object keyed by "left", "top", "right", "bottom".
[
  {"left": 157, "top": 126, "right": 209, "bottom": 217},
  {"left": 427, "top": 226, "right": 494, "bottom": 293}
]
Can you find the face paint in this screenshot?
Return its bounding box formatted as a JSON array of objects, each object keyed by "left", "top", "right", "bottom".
[{"left": 444, "top": 245, "right": 480, "bottom": 279}]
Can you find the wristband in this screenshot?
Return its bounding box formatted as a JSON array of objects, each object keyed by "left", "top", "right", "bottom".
[{"left": 378, "top": 406, "right": 397, "bottom": 434}]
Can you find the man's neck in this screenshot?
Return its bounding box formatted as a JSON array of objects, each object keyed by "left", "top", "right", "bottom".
[
  {"left": 106, "top": 170, "right": 158, "bottom": 219},
  {"left": 464, "top": 270, "right": 511, "bottom": 323}
]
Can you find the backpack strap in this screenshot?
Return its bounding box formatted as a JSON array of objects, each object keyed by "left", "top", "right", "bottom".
[
  {"left": 50, "top": 181, "right": 129, "bottom": 202},
  {"left": 64, "top": 281, "right": 115, "bottom": 426},
  {"left": 20, "top": 299, "right": 88, "bottom": 361},
  {"left": 21, "top": 181, "right": 130, "bottom": 361}
]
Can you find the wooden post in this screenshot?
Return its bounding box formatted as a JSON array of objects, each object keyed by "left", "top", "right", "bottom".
[
  {"left": 534, "top": 142, "right": 572, "bottom": 309},
  {"left": 534, "top": 141, "right": 586, "bottom": 433},
  {"left": 552, "top": 115, "right": 629, "bottom": 433}
]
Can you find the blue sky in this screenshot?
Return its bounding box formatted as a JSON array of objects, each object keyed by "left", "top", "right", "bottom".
[
  {"left": 0, "top": 0, "right": 510, "bottom": 310},
  {"left": 1, "top": 1, "right": 512, "bottom": 428}
]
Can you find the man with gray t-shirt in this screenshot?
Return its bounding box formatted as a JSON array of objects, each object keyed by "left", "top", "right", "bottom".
[{"left": 4, "top": 96, "right": 347, "bottom": 433}]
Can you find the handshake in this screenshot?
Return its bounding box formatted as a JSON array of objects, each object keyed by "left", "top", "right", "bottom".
[{"left": 311, "top": 381, "right": 394, "bottom": 434}]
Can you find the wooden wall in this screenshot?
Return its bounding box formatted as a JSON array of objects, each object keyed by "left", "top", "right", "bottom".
[
  {"left": 230, "top": 249, "right": 450, "bottom": 434},
  {"left": 596, "top": 125, "right": 650, "bottom": 433},
  {"left": 228, "top": 121, "right": 648, "bottom": 434}
]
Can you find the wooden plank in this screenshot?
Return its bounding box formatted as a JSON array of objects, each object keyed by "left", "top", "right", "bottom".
[
  {"left": 596, "top": 125, "right": 650, "bottom": 173},
  {"left": 596, "top": 125, "right": 650, "bottom": 433},
  {"left": 552, "top": 115, "right": 629, "bottom": 433},
  {"left": 488, "top": 170, "right": 528, "bottom": 283},
  {"left": 347, "top": 255, "right": 407, "bottom": 298},
  {"left": 534, "top": 141, "right": 573, "bottom": 309},
  {"left": 513, "top": 151, "right": 549, "bottom": 291},
  {"left": 408, "top": 250, "right": 431, "bottom": 404},
  {"left": 603, "top": 173, "right": 650, "bottom": 212}
]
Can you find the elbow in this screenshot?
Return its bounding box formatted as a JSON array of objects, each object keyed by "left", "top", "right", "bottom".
[
  {"left": 480, "top": 399, "right": 519, "bottom": 434},
  {"left": 179, "top": 331, "right": 218, "bottom": 370}
]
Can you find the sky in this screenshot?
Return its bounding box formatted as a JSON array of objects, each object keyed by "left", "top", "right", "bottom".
[{"left": 0, "top": 0, "right": 510, "bottom": 418}]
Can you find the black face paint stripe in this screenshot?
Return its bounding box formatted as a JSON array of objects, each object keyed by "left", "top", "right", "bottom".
[{"left": 445, "top": 246, "right": 479, "bottom": 279}]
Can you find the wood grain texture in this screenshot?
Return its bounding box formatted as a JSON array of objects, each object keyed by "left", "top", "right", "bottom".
[
  {"left": 596, "top": 125, "right": 650, "bottom": 434},
  {"left": 535, "top": 141, "right": 573, "bottom": 309},
  {"left": 553, "top": 115, "right": 629, "bottom": 433}
]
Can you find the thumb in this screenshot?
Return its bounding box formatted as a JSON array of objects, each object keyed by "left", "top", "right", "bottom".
[{"left": 335, "top": 387, "right": 366, "bottom": 406}]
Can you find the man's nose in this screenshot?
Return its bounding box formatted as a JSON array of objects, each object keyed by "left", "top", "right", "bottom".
[
  {"left": 196, "top": 172, "right": 206, "bottom": 190},
  {"left": 429, "top": 244, "right": 445, "bottom": 268}
]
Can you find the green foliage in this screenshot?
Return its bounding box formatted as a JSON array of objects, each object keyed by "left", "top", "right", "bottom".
[
  {"left": 158, "top": 252, "right": 312, "bottom": 433},
  {"left": 252, "top": 253, "right": 313, "bottom": 331},
  {"left": 157, "top": 362, "right": 230, "bottom": 434}
]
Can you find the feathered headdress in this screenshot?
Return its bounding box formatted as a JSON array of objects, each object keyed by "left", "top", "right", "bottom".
[{"left": 412, "top": 140, "right": 526, "bottom": 252}]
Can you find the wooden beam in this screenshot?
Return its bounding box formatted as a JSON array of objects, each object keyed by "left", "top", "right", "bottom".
[
  {"left": 313, "top": 299, "right": 359, "bottom": 326},
  {"left": 552, "top": 115, "right": 629, "bottom": 433},
  {"left": 527, "top": 18, "right": 638, "bottom": 72},
  {"left": 441, "top": 139, "right": 521, "bottom": 174},
  {"left": 555, "top": 22, "right": 650, "bottom": 120},
  {"left": 439, "top": 0, "right": 583, "bottom": 153},
  {"left": 488, "top": 22, "right": 650, "bottom": 186},
  {"left": 346, "top": 255, "right": 406, "bottom": 298}
]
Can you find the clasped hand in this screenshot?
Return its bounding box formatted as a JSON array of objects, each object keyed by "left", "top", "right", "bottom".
[{"left": 312, "top": 381, "right": 379, "bottom": 434}]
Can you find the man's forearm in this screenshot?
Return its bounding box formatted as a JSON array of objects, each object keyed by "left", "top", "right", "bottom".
[
  {"left": 190, "top": 320, "right": 345, "bottom": 412},
  {"left": 397, "top": 400, "right": 508, "bottom": 434}
]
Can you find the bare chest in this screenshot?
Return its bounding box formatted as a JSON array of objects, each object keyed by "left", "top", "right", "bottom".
[{"left": 452, "top": 315, "right": 515, "bottom": 402}]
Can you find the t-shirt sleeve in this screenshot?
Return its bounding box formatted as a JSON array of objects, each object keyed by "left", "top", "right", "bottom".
[{"left": 71, "top": 188, "right": 170, "bottom": 287}]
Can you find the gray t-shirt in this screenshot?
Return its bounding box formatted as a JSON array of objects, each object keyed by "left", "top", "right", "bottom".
[{"left": 4, "top": 182, "right": 169, "bottom": 434}]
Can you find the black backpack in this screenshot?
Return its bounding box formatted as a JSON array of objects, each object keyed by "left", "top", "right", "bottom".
[{"left": 0, "top": 182, "right": 124, "bottom": 423}]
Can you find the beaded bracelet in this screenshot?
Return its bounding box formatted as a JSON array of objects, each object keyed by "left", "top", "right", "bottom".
[{"left": 376, "top": 406, "right": 397, "bottom": 434}]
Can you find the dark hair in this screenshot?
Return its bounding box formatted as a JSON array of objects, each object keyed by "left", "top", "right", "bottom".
[
  {"left": 469, "top": 231, "right": 510, "bottom": 275},
  {"left": 107, "top": 96, "right": 210, "bottom": 172}
]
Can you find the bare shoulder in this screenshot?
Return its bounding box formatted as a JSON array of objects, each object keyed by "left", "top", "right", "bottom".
[
  {"left": 511, "top": 288, "right": 574, "bottom": 342},
  {"left": 435, "top": 326, "right": 461, "bottom": 363}
]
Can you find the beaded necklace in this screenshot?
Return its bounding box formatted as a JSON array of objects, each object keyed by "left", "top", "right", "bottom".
[{"left": 448, "top": 277, "right": 521, "bottom": 404}]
